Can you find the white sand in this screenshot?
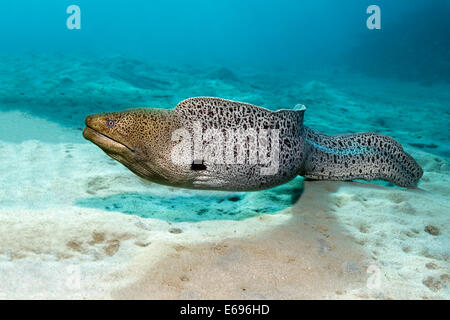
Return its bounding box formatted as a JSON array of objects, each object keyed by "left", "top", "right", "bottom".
[{"left": 0, "top": 108, "right": 448, "bottom": 299}]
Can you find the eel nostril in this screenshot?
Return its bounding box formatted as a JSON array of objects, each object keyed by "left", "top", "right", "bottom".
[{"left": 85, "top": 115, "right": 94, "bottom": 126}]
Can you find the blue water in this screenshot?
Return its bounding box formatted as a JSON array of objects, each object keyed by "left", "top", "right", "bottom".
[
  {"left": 1, "top": 2, "right": 450, "bottom": 301},
  {"left": 0, "top": 0, "right": 449, "bottom": 220},
  {"left": 1, "top": 0, "right": 448, "bottom": 76}
]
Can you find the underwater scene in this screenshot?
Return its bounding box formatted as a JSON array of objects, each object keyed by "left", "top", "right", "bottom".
[{"left": 0, "top": 0, "right": 448, "bottom": 300}]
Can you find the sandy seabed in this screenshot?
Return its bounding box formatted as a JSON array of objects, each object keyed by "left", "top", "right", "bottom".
[{"left": 0, "top": 55, "right": 448, "bottom": 299}]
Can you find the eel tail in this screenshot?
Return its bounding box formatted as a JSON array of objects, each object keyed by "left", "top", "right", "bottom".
[{"left": 299, "top": 126, "right": 423, "bottom": 187}]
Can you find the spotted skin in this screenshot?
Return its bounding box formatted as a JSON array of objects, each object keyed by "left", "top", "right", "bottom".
[
  {"left": 300, "top": 127, "right": 423, "bottom": 187},
  {"left": 173, "top": 97, "right": 305, "bottom": 190},
  {"left": 83, "top": 97, "right": 423, "bottom": 191}
]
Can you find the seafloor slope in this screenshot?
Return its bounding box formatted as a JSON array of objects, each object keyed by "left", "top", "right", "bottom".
[{"left": 0, "top": 55, "right": 448, "bottom": 299}]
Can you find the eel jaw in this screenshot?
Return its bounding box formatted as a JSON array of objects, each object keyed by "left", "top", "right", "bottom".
[{"left": 82, "top": 126, "right": 136, "bottom": 157}]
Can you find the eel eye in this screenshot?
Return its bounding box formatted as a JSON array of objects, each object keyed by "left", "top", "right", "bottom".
[{"left": 106, "top": 120, "right": 115, "bottom": 128}]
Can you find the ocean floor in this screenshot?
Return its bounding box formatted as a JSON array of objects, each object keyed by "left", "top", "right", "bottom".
[{"left": 0, "top": 54, "right": 448, "bottom": 299}]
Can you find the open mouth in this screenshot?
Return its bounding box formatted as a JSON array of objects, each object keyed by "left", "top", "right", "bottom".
[{"left": 83, "top": 126, "right": 136, "bottom": 154}]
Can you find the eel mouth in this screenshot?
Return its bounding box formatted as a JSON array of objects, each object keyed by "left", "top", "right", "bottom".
[{"left": 83, "top": 126, "right": 136, "bottom": 155}]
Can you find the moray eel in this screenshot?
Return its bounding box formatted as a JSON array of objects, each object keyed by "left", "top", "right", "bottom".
[{"left": 83, "top": 97, "right": 423, "bottom": 191}]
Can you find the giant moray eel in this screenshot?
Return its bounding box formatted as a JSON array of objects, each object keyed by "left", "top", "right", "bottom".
[{"left": 83, "top": 97, "right": 423, "bottom": 191}]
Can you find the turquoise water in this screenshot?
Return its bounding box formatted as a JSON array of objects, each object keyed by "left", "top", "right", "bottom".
[
  {"left": 0, "top": 1, "right": 450, "bottom": 301},
  {"left": 0, "top": 0, "right": 449, "bottom": 219}
]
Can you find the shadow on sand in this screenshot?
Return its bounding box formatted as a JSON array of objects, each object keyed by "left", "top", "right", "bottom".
[{"left": 76, "top": 177, "right": 304, "bottom": 222}]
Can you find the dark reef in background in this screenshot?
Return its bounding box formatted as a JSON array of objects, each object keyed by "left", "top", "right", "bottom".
[{"left": 346, "top": 1, "right": 450, "bottom": 85}]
